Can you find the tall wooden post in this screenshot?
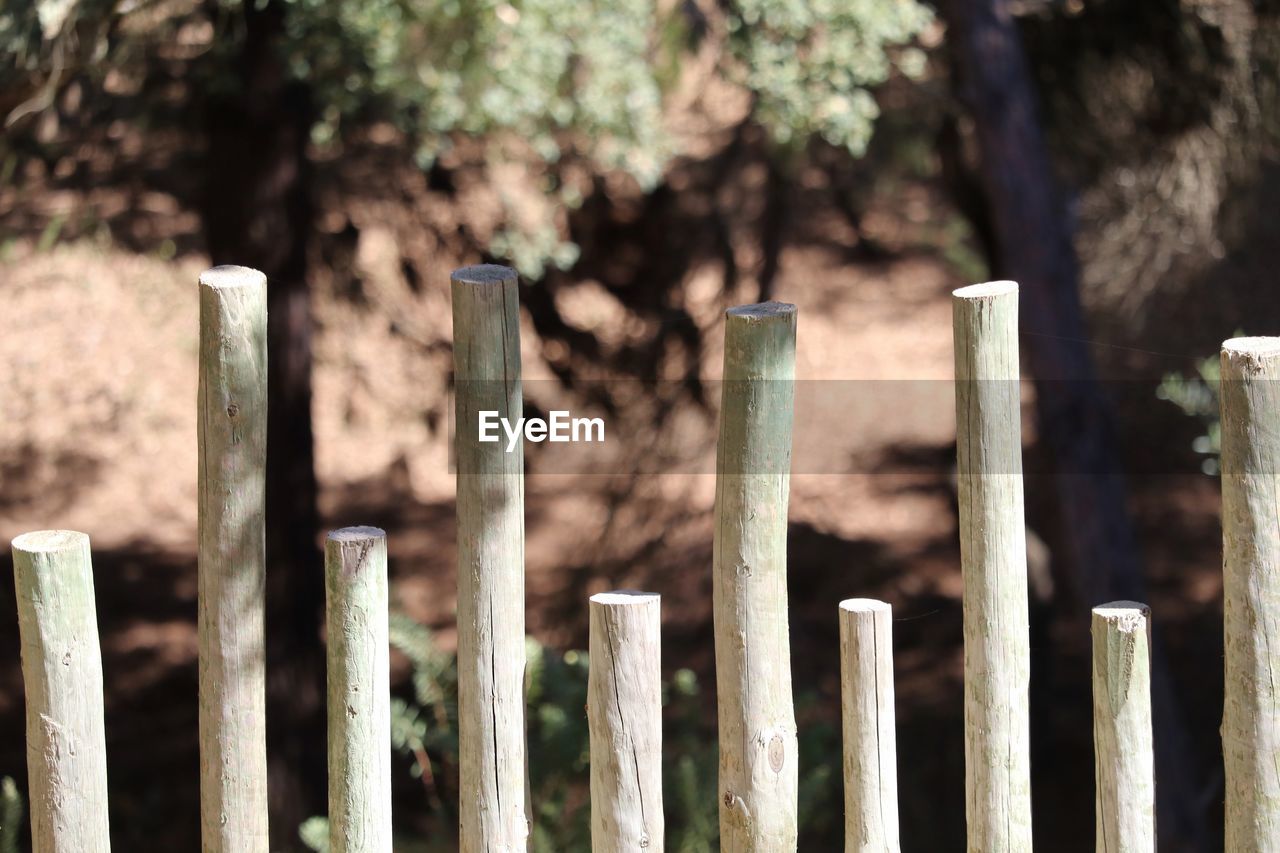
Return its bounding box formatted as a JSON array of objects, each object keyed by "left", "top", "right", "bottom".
[
  {"left": 325, "top": 527, "right": 392, "bottom": 853},
  {"left": 588, "top": 591, "right": 664, "bottom": 852},
  {"left": 713, "top": 301, "right": 798, "bottom": 852},
  {"left": 952, "top": 281, "right": 1032, "bottom": 851},
  {"left": 452, "top": 264, "right": 528, "bottom": 850},
  {"left": 198, "top": 264, "right": 269, "bottom": 852},
  {"left": 12, "top": 530, "right": 111, "bottom": 853},
  {"left": 1220, "top": 336, "right": 1280, "bottom": 849}
]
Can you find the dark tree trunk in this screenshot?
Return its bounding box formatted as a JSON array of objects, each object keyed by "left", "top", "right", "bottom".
[
  {"left": 200, "top": 1, "right": 324, "bottom": 848},
  {"left": 941, "top": 1, "right": 1211, "bottom": 850}
]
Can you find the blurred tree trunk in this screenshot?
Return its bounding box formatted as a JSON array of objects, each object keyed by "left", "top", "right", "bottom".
[
  {"left": 200, "top": 0, "right": 324, "bottom": 849},
  {"left": 941, "top": 1, "right": 1211, "bottom": 850}
]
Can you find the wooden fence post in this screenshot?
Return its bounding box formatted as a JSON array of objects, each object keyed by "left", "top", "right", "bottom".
[
  {"left": 588, "top": 591, "right": 663, "bottom": 852},
  {"left": 197, "top": 265, "right": 269, "bottom": 852},
  {"left": 12, "top": 530, "right": 110, "bottom": 853},
  {"left": 1091, "top": 602, "right": 1154, "bottom": 852},
  {"left": 713, "top": 301, "right": 798, "bottom": 852},
  {"left": 952, "top": 281, "right": 1032, "bottom": 851},
  {"left": 325, "top": 527, "right": 392, "bottom": 853},
  {"left": 452, "top": 264, "right": 528, "bottom": 850},
  {"left": 1220, "top": 336, "right": 1280, "bottom": 849},
  {"left": 839, "top": 599, "right": 899, "bottom": 853}
]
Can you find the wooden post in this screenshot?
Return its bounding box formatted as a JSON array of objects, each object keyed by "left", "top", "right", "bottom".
[
  {"left": 839, "top": 599, "right": 899, "bottom": 853},
  {"left": 198, "top": 265, "right": 269, "bottom": 851},
  {"left": 11, "top": 530, "right": 110, "bottom": 853},
  {"left": 952, "top": 281, "right": 1032, "bottom": 851},
  {"left": 713, "top": 301, "right": 798, "bottom": 851},
  {"left": 1091, "top": 602, "right": 1154, "bottom": 852},
  {"left": 452, "top": 264, "right": 528, "bottom": 850},
  {"left": 588, "top": 591, "right": 663, "bottom": 852},
  {"left": 1220, "top": 335, "right": 1280, "bottom": 849},
  {"left": 325, "top": 527, "right": 392, "bottom": 853}
]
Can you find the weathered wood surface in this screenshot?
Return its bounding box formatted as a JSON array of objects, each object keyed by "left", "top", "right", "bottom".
[
  {"left": 952, "top": 281, "right": 1032, "bottom": 852},
  {"left": 326, "top": 527, "right": 392, "bottom": 853},
  {"left": 1091, "top": 602, "right": 1154, "bottom": 853},
  {"left": 1220, "top": 336, "right": 1280, "bottom": 851},
  {"left": 839, "top": 598, "right": 899, "bottom": 853},
  {"left": 12, "top": 530, "right": 111, "bottom": 853},
  {"left": 197, "top": 264, "right": 270, "bottom": 852},
  {"left": 588, "top": 591, "right": 663, "bottom": 852},
  {"left": 712, "top": 301, "right": 798, "bottom": 852},
  {"left": 452, "top": 264, "right": 529, "bottom": 851}
]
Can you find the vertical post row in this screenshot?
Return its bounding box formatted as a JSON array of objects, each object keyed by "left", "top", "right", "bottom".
[
  {"left": 839, "top": 599, "right": 900, "bottom": 853},
  {"left": 451, "top": 264, "right": 528, "bottom": 851},
  {"left": 952, "top": 281, "right": 1032, "bottom": 851},
  {"left": 1091, "top": 602, "right": 1155, "bottom": 852},
  {"left": 325, "top": 527, "right": 392, "bottom": 853},
  {"left": 197, "top": 265, "right": 269, "bottom": 852},
  {"left": 1220, "top": 336, "right": 1280, "bottom": 848},
  {"left": 12, "top": 530, "right": 110, "bottom": 853},
  {"left": 588, "top": 591, "right": 664, "bottom": 852},
  {"left": 713, "top": 301, "right": 798, "bottom": 852}
]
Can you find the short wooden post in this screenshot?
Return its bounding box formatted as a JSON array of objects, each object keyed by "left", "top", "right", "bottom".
[
  {"left": 713, "top": 301, "right": 798, "bottom": 851},
  {"left": 197, "top": 265, "right": 269, "bottom": 852},
  {"left": 1220, "top": 336, "right": 1280, "bottom": 848},
  {"left": 452, "top": 264, "right": 528, "bottom": 850},
  {"left": 839, "top": 599, "right": 899, "bottom": 853},
  {"left": 325, "top": 527, "right": 392, "bottom": 853},
  {"left": 588, "top": 591, "right": 663, "bottom": 852},
  {"left": 952, "top": 281, "right": 1032, "bottom": 851},
  {"left": 12, "top": 530, "right": 110, "bottom": 853},
  {"left": 1091, "top": 602, "right": 1154, "bottom": 852}
]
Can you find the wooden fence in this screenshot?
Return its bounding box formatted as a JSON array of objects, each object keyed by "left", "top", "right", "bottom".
[{"left": 7, "top": 264, "right": 1275, "bottom": 852}]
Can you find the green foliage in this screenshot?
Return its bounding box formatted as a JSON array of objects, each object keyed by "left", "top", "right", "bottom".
[
  {"left": 0, "top": 776, "right": 24, "bottom": 853},
  {"left": 1156, "top": 347, "right": 1230, "bottom": 475},
  {"left": 303, "top": 612, "right": 842, "bottom": 850},
  {"left": 726, "top": 0, "right": 933, "bottom": 155}
]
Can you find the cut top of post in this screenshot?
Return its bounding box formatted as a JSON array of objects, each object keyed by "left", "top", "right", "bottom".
[
  {"left": 590, "top": 590, "right": 660, "bottom": 607},
  {"left": 839, "top": 598, "right": 891, "bottom": 614},
  {"left": 327, "top": 526, "right": 386, "bottom": 544},
  {"left": 726, "top": 301, "right": 797, "bottom": 322},
  {"left": 12, "top": 529, "right": 89, "bottom": 556},
  {"left": 1222, "top": 336, "right": 1280, "bottom": 373},
  {"left": 451, "top": 264, "right": 517, "bottom": 288},
  {"left": 953, "top": 280, "right": 1018, "bottom": 301},
  {"left": 199, "top": 265, "right": 267, "bottom": 290},
  {"left": 1092, "top": 601, "right": 1150, "bottom": 626}
]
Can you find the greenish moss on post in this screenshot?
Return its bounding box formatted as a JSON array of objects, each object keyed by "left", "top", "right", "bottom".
[
  {"left": 1220, "top": 336, "right": 1280, "bottom": 850},
  {"left": 197, "top": 265, "right": 269, "bottom": 852},
  {"left": 712, "top": 301, "right": 798, "bottom": 852},
  {"left": 1091, "top": 602, "right": 1154, "bottom": 852},
  {"left": 952, "top": 281, "right": 1032, "bottom": 852},
  {"left": 839, "top": 598, "right": 899, "bottom": 853},
  {"left": 325, "top": 527, "right": 392, "bottom": 853},
  {"left": 12, "top": 530, "right": 110, "bottom": 853},
  {"left": 588, "top": 591, "right": 664, "bottom": 852},
  {"left": 451, "top": 264, "right": 528, "bottom": 851}
]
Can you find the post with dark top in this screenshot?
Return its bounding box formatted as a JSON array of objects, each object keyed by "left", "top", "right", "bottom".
[
  {"left": 713, "top": 301, "right": 798, "bottom": 851},
  {"left": 197, "top": 265, "right": 269, "bottom": 852},
  {"left": 452, "top": 264, "right": 528, "bottom": 850}
]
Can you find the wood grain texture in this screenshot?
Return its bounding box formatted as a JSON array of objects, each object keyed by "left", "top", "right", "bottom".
[
  {"left": 197, "top": 265, "right": 269, "bottom": 852},
  {"left": 1220, "top": 336, "right": 1280, "bottom": 851},
  {"left": 952, "top": 281, "right": 1032, "bottom": 852},
  {"left": 452, "top": 264, "right": 528, "bottom": 851},
  {"left": 839, "top": 599, "right": 899, "bottom": 853},
  {"left": 12, "top": 530, "right": 110, "bottom": 853},
  {"left": 588, "top": 591, "right": 663, "bottom": 852},
  {"left": 712, "top": 301, "right": 798, "bottom": 852},
  {"left": 1091, "top": 602, "right": 1154, "bottom": 853},
  {"left": 325, "top": 527, "right": 392, "bottom": 853}
]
